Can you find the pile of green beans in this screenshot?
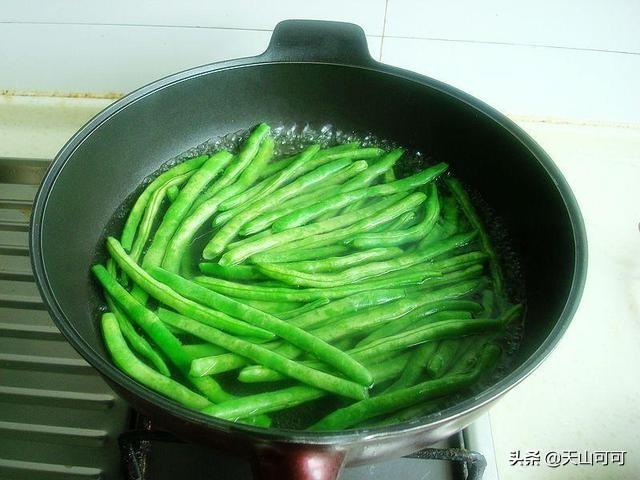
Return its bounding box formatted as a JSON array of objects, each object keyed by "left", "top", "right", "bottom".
[{"left": 93, "top": 123, "right": 523, "bottom": 431}]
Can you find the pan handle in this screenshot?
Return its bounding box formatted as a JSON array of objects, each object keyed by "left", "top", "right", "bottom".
[
  {"left": 252, "top": 445, "right": 346, "bottom": 480},
  {"left": 260, "top": 19, "right": 375, "bottom": 66}
]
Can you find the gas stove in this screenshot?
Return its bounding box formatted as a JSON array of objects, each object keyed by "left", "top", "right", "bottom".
[{"left": 0, "top": 155, "right": 498, "bottom": 480}]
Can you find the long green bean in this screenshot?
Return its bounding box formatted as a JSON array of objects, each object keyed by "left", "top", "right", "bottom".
[
  {"left": 205, "top": 353, "right": 411, "bottom": 420},
  {"left": 158, "top": 309, "right": 368, "bottom": 400},
  {"left": 258, "top": 143, "right": 359, "bottom": 179},
  {"left": 161, "top": 136, "right": 275, "bottom": 272},
  {"left": 218, "top": 143, "right": 320, "bottom": 212},
  {"left": 272, "top": 163, "right": 447, "bottom": 232},
  {"left": 150, "top": 266, "right": 373, "bottom": 386},
  {"left": 194, "top": 123, "right": 271, "bottom": 208},
  {"left": 140, "top": 151, "right": 234, "bottom": 275},
  {"left": 222, "top": 194, "right": 409, "bottom": 265},
  {"left": 101, "top": 313, "right": 211, "bottom": 409},
  {"left": 350, "top": 305, "right": 521, "bottom": 362},
  {"left": 256, "top": 231, "right": 475, "bottom": 288},
  {"left": 250, "top": 245, "right": 349, "bottom": 264},
  {"left": 357, "top": 300, "right": 482, "bottom": 348},
  {"left": 120, "top": 155, "right": 208, "bottom": 251},
  {"left": 107, "top": 237, "right": 273, "bottom": 340},
  {"left": 194, "top": 268, "right": 432, "bottom": 303},
  {"left": 129, "top": 172, "right": 191, "bottom": 266},
  {"left": 105, "top": 260, "right": 170, "bottom": 375},
  {"left": 351, "top": 183, "right": 440, "bottom": 248},
  {"left": 446, "top": 178, "right": 506, "bottom": 307},
  {"left": 239, "top": 160, "right": 370, "bottom": 235},
  {"left": 204, "top": 157, "right": 355, "bottom": 258},
  {"left": 92, "top": 265, "right": 234, "bottom": 403},
  {"left": 182, "top": 343, "right": 226, "bottom": 358},
  {"left": 275, "top": 247, "right": 403, "bottom": 274},
  {"left": 199, "top": 263, "right": 266, "bottom": 281},
  {"left": 308, "top": 344, "right": 501, "bottom": 430}
]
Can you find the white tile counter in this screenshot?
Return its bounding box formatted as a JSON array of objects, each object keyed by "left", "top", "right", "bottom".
[{"left": 1, "top": 94, "right": 638, "bottom": 478}]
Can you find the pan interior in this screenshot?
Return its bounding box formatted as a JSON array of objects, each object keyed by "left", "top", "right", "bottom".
[{"left": 38, "top": 62, "right": 577, "bottom": 431}]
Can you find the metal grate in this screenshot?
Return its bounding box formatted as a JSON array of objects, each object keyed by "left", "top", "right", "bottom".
[{"left": 0, "top": 157, "right": 130, "bottom": 480}]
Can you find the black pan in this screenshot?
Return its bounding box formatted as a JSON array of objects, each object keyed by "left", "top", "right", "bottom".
[{"left": 30, "top": 20, "right": 587, "bottom": 479}]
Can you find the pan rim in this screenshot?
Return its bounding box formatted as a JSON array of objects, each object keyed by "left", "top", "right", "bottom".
[{"left": 29, "top": 55, "right": 588, "bottom": 445}]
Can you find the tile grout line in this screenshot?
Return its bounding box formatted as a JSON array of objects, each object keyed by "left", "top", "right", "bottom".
[
  {"left": 379, "top": 0, "right": 390, "bottom": 61},
  {"left": 1, "top": 20, "right": 637, "bottom": 57}
]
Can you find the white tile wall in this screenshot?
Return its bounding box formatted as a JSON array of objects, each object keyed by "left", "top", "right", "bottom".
[
  {"left": 385, "top": 0, "right": 640, "bottom": 53},
  {"left": 1, "top": 0, "right": 387, "bottom": 34},
  {"left": 381, "top": 37, "right": 640, "bottom": 124},
  {"left": 1, "top": 1, "right": 638, "bottom": 122}
]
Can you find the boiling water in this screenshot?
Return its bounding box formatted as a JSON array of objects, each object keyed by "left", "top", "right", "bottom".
[{"left": 102, "top": 123, "right": 526, "bottom": 430}]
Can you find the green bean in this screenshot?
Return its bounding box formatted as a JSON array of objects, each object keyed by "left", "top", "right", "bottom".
[
  {"left": 256, "top": 231, "right": 474, "bottom": 288},
  {"left": 105, "top": 260, "right": 171, "bottom": 375},
  {"left": 128, "top": 173, "right": 191, "bottom": 265},
  {"left": 203, "top": 386, "right": 325, "bottom": 421},
  {"left": 257, "top": 262, "right": 440, "bottom": 289},
  {"left": 308, "top": 344, "right": 501, "bottom": 430},
  {"left": 446, "top": 178, "right": 506, "bottom": 307},
  {"left": 289, "top": 289, "right": 408, "bottom": 329},
  {"left": 427, "top": 337, "right": 477, "bottom": 379},
  {"left": 357, "top": 299, "right": 483, "bottom": 348},
  {"left": 166, "top": 184, "right": 180, "bottom": 202},
  {"left": 250, "top": 245, "right": 349, "bottom": 264},
  {"left": 187, "top": 289, "right": 410, "bottom": 378},
  {"left": 228, "top": 355, "right": 406, "bottom": 421},
  {"left": 204, "top": 158, "right": 355, "bottom": 259},
  {"left": 270, "top": 192, "right": 427, "bottom": 254},
  {"left": 218, "top": 144, "right": 320, "bottom": 212},
  {"left": 334, "top": 150, "right": 404, "bottom": 216},
  {"left": 383, "top": 166, "right": 396, "bottom": 183},
  {"left": 418, "top": 195, "right": 460, "bottom": 248},
  {"left": 194, "top": 270, "right": 434, "bottom": 303},
  {"left": 252, "top": 281, "right": 482, "bottom": 376},
  {"left": 215, "top": 156, "right": 370, "bottom": 230},
  {"left": 377, "top": 210, "right": 417, "bottom": 232},
  {"left": 150, "top": 266, "right": 372, "bottom": 386},
  {"left": 194, "top": 123, "right": 271, "bottom": 208},
  {"left": 91, "top": 265, "right": 233, "bottom": 403},
  {"left": 140, "top": 151, "right": 234, "bottom": 274},
  {"left": 189, "top": 352, "right": 249, "bottom": 377},
  {"left": 384, "top": 343, "right": 439, "bottom": 392},
  {"left": 107, "top": 237, "right": 274, "bottom": 340},
  {"left": 365, "top": 400, "right": 444, "bottom": 427},
  {"left": 182, "top": 343, "right": 226, "bottom": 358},
  {"left": 242, "top": 162, "right": 370, "bottom": 235},
  {"left": 101, "top": 313, "right": 211, "bottom": 409},
  {"left": 350, "top": 305, "right": 521, "bottom": 362},
  {"left": 227, "top": 298, "right": 296, "bottom": 315},
  {"left": 199, "top": 263, "right": 266, "bottom": 281},
  {"left": 235, "top": 144, "right": 383, "bottom": 214},
  {"left": 105, "top": 291, "right": 170, "bottom": 376},
  {"left": 258, "top": 143, "right": 359, "bottom": 180},
  {"left": 237, "top": 350, "right": 410, "bottom": 385},
  {"left": 339, "top": 149, "right": 404, "bottom": 192},
  {"left": 310, "top": 280, "right": 484, "bottom": 345},
  {"left": 239, "top": 161, "right": 369, "bottom": 236},
  {"left": 223, "top": 194, "right": 409, "bottom": 265},
  {"left": 162, "top": 137, "right": 275, "bottom": 272},
  {"left": 158, "top": 309, "right": 368, "bottom": 400},
  {"left": 227, "top": 229, "right": 273, "bottom": 250},
  {"left": 277, "top": 298, "right": 330, "bottom": 320},
  {"left": 120, "top": 155, "right": 208, "bottom": 251},
  {"left": 276, "top": 247, "right": 403, "bottom": 274},
  {"left": 272, "top": 163, "right": 447, "bottom": 232},
  {"left": 351, "top": 183, "right": 440, "bottom": 248}
]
